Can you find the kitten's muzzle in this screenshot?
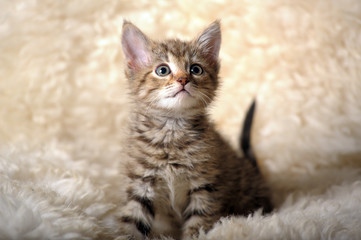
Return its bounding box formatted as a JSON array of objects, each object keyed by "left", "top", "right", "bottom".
[{"left": 177, "top": 77, "right": 189, "bottom": 86}]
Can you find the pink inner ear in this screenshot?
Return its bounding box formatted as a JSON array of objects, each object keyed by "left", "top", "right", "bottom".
[
  {"left": 121, "top": 24, "right": 151, "bottom": 70},
  {"left": 197, "top": 22, "right": 221, "bottom": 65}
]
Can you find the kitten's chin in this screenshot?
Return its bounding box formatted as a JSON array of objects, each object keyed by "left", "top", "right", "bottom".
[{"left": 156, "top": 93, "right": 201, "bottom": 114}]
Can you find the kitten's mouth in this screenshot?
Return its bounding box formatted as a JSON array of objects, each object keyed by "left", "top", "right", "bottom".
[{"left": 173, "top": 89, "right": 191, "bottom": 98}]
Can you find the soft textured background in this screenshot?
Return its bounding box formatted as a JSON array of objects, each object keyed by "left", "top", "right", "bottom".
[{"left": 1, "top": 0, "right": 361, "bottom": 239}]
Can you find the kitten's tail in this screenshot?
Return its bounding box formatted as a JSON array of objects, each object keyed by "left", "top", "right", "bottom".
[{"left": 240, "top": 99, "right": 257, "bottom": 167}]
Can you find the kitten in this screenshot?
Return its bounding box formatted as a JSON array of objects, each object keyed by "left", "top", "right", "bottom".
[{"left": 119, "top": 20, "right": 272, "bottom": 240}]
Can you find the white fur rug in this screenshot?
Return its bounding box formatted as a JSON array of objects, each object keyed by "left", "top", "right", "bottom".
[{"left": 1, "top": 0, "right": 361, "bottom": 239}]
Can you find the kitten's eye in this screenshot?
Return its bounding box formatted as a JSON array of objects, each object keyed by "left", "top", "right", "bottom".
[
  {"left": 190, "top": 64, "right": 203, "bottom": 75},
  {"left": 155, "top": 64, "right": 171, "bottom": 76}
]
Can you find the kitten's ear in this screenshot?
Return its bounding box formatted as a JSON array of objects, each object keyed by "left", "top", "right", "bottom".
[
  {"left": 121, "top": 21, "right": 152, "bottom": 70},
  {"left": 196, "top": 21, "right": 221, "bottom": 65}
]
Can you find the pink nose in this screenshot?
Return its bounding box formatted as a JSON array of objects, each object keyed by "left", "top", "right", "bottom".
[{"left": 177, "top": 77, "right": 189, "bottom": 86}]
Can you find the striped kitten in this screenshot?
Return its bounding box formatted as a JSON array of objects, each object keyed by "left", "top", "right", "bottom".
[{"left": 119, "top": 21, "right": 272, "bottom": 240}]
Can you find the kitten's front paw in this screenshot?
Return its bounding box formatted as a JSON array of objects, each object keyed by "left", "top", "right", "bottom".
[
  {"left": 182, "top": 226, "right": 204, "bottom": 240},
  {"left": 181, "top": 234, "right": 198, "bottom": 240},
  {"left": 114, "top": 235, "right": 136, "bottom": 240}
]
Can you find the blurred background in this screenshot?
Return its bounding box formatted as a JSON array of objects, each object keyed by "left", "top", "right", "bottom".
[{"left": 0, "top": 0, "right": 361, "bottom": 238}]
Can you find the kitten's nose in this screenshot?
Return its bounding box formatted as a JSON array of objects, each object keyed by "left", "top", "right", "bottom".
[{"left": 177, "top": 77, "right": 189, "bottom": 86}]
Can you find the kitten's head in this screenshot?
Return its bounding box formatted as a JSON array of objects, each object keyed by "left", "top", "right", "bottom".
[{"left": 121, "top": 21, "right": 221, "bottom": 116}]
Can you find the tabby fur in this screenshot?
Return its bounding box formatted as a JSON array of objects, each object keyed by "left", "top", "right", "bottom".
[{"left": 119, "top": 20, "right": 272, "bottom": 240}]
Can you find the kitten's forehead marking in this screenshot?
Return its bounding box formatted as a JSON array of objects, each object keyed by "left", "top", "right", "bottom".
[
  {"left": 168, "top": 55, "right": 183, "bottom": 75},
  {"left": 168, "top": 62, "right": 179, "bottom": 75}
]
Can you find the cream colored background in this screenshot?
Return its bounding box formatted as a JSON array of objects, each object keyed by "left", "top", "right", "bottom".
[{"left": 0, "top": 0, "right": 360, "bottom": 239}]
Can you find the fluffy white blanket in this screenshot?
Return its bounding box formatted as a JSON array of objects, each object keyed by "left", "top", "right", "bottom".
[{"left": 1, "top": 0, "right": 360, "bottom": 239}]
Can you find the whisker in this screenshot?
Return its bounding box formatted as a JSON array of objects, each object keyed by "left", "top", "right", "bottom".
[
  {"left": 145, "top": 94, "right": 160, "bottom": 115},
  {"left": 196, "top": 90, "right": 212, "bottom": 107},
  {"left": 198, "top": 95, "right": 208, "bottom": 108}
]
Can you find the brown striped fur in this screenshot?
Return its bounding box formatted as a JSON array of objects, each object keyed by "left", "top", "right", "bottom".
[{"left": 119, "top": 21, "right": 272, "bottom": 240}]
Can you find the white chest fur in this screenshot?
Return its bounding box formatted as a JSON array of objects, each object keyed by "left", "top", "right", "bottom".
[{"left": 151, "top": 166, "right": 190, "bottom": 237}]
